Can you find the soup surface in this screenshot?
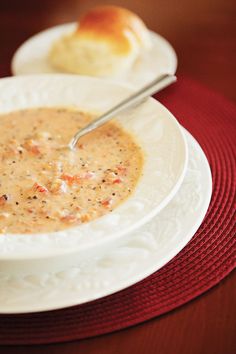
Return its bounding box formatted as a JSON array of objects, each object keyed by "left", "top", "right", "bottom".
[{"left": 0, "top": 108, "right": 143, "bottom": 234}]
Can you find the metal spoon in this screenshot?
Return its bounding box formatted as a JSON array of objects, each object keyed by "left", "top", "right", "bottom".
[{"left": 68, "top": 73, "right": 177, "bottom": 150}]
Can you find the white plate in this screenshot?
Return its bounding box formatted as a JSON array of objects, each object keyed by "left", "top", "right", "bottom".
[
  {"left": 0, "top": 75, "right": 187, "bottom": 268},
  {"left": 0, "top": 131, "right": 212, "bottom": 314},
  {"left": 11, "top": 23, "right": 177, "bottom": 88}
]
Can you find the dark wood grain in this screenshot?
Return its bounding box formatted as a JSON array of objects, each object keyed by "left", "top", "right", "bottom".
[{"left": 0, "top": 1, "right": 235, "bottom": 353}]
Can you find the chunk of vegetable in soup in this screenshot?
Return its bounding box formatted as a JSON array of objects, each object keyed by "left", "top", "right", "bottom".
[{"left": 0, "top": 108, "right": 143, "bottom": 234}]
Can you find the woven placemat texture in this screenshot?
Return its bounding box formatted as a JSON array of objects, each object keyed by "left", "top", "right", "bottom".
[{"left": 0, "top": 77, "right": 235, "bottom": 345}]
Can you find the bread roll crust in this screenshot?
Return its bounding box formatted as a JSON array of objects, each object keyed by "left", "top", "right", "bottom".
[
  {"left": 76, "top": 5, "right": 151, "bottom": 54},
  {"left": 49, "top": 5, "right": 151, "bottom": 76}
]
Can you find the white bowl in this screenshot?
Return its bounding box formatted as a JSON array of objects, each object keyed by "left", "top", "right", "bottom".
[{"left": 0, "top": 75, "right": 187, "bottom": 275}]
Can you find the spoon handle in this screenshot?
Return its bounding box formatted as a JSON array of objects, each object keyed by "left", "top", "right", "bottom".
[{"left": 69, "top": 73, "right": 177, "bottom": 150}]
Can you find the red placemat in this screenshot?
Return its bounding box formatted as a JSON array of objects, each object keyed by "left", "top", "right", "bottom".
[{"left": 0, "top": 77, "right": 235, "bottom": 345}]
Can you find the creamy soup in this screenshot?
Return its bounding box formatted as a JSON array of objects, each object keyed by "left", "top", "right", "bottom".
[{"left": 0, "top": 108, "right": 143, "bottom": 234}]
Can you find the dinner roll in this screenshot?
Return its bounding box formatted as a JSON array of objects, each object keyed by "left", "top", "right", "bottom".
[{"left": 49, "top": 5, "right": 151, "bottom": 77}]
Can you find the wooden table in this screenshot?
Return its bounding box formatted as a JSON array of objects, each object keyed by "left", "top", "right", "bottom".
[{"left": 0, "top": 1, "right": 235, "bottom": 353}]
